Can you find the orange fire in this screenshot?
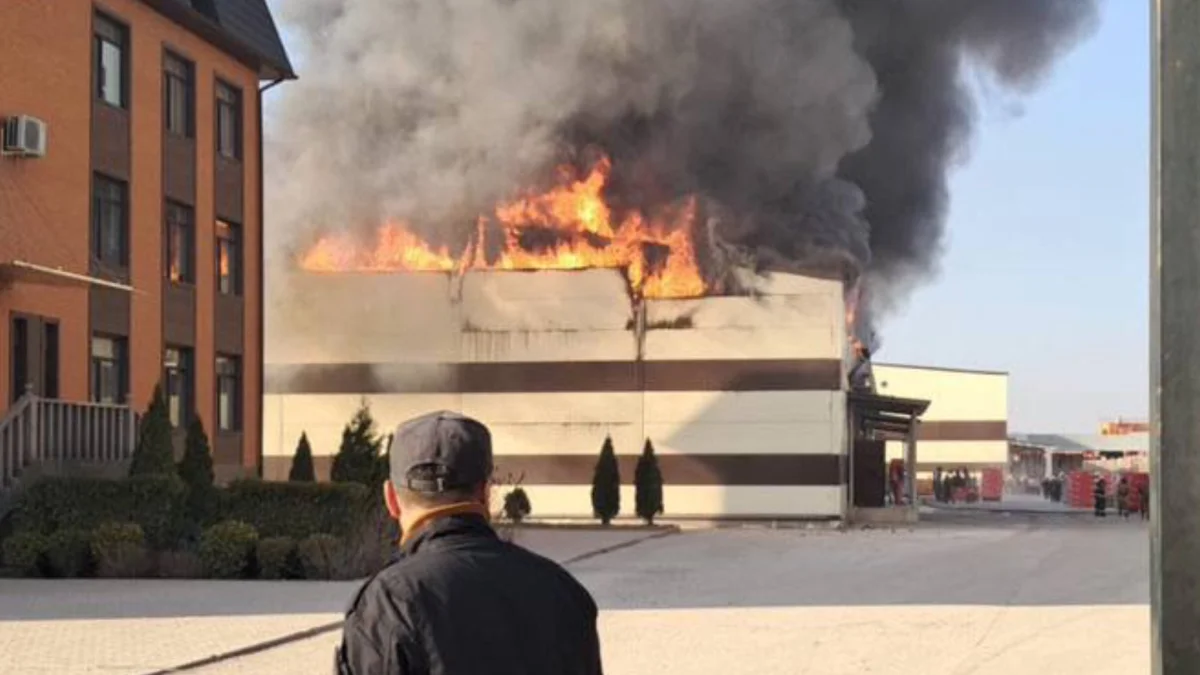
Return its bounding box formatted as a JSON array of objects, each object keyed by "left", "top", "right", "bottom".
[
  {"left": 299, "top": 157, "right": 706, "bottom": 298},
  {"left": 845, "top": 284, "right": 866, "bottom": 359}
]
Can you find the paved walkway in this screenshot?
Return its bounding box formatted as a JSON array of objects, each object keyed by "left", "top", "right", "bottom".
[{"left": 1, "top": 516, "right": 1149, "bottom": 674}]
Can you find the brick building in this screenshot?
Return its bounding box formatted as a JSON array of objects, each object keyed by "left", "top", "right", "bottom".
[{"left": 0, "top": 0, "right": 293, "bottom": 481}]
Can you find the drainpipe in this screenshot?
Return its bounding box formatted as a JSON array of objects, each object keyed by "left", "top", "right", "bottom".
[{"left": 255, "top": 77, "right": 284, "bottom": 479}]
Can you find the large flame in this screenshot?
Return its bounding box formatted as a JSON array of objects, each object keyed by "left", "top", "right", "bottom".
[{"left": 299, "top": 157, "right": 706, "bottom": 298}]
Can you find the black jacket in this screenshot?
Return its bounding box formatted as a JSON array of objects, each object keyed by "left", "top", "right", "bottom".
[{"left": 335, "top": 513, "right": 603, "bottom": 675}]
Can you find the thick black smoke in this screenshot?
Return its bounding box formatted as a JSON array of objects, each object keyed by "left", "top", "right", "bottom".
[{"left": 269, "top": 0, "right": 1099, "bottom": 329}]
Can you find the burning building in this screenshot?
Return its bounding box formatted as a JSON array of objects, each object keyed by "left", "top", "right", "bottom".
[
  {"left": 265, "top": 159, "right": 868, "bottom": 519},
  {"left": 261, "top": 0, "right": 1095, "bottom": 518}
]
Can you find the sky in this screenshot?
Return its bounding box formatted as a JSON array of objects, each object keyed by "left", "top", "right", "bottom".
[
  {"left": 265, "top": 1, "right": 1149, "bottom": 435},
  {"left": 876, "top": 0, "right": 1149, "bottom": 433}
]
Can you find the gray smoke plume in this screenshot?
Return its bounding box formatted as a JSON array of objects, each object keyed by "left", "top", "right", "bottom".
[{"left": 267, "top": 0, "right": 1099, "bottom": 338}]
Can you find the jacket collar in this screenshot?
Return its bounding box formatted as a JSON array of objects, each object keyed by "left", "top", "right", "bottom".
[{"left": 401, "top": 509, "right": 496, "bottom": 557}]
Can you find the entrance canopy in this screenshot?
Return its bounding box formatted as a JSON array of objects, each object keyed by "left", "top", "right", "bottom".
[
  {"left": 849, "top": 391, "right": 930, "bottom": 439},
  {"left": 848, "top": 391, "right": 931, "bottom": 512}
]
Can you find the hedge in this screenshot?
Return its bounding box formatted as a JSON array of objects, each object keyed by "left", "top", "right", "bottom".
[
  {"left": 200, "top": 520, "right": 259, "bottom": 579},
  {"left": 45, "top": 528, "right": 92, "bottom": 578},
  {"left": 217, "top": 480, "right": 374, "bottom": 540},
  {"left": 2, "top": 531, "right": 47, "bottom": 576},
  {"left": 91, "top": 522, "right": 149, "bottom": 578},
  {"left": 12, "top": 476, "right": 188, "bottom": 548},
  {"left": 257, "top": 536, "right": 298, "bottom": 580}
]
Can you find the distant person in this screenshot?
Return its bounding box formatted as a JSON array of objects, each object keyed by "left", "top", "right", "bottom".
[
  {"left": 1117, "top": 477, "right": 1131, "bottom": 518},
  {"left": 1140, "top": 482, "right": 1151, "bottom": 521},
  {"left": 1093, "top": 474, "right": 1108, "bottom": 518},
  {"left": 336, "top": 411, "right": 603, "bottom": 675},
  {"left": 933, "top": 467, "right": 944, "bottom": 503}
]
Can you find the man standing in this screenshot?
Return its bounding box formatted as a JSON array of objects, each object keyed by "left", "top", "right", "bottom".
[{"left": 336, "top": 411, "right": 603, "bottom": 674}]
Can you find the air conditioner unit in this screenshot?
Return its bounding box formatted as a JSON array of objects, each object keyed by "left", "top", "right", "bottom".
[{"left": 3, "top": 115, "right": 48, "bottom": 158}]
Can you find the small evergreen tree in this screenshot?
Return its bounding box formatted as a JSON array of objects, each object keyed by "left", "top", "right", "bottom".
[
  {"left": 503, "top": 488, "right": 532, "bottom": 523},
  {"left": 635, "top": 439, "right": 664, "bottom": 525},
  {"left": 591, "top": 436, "right": 621, "bottom": 525},
  {"left": 330, "top": 400, "right": 383, "bottom": 485},
  {"left": 178, "top": 416, "right": 216, "bottom": 522},
  {"left": 289, "top": 432, "right": 316, "bottom": 482},
  {"left": 129, "top": 384, "right": 175, "bottom": 477}
]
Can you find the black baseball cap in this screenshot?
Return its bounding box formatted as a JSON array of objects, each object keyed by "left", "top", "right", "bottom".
[{"left": 389, "top": 411, "right": 493, "bottom": 493}]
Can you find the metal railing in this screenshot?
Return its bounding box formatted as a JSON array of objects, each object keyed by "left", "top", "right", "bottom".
[{"left": 0, "top": 389, "right": 138, "bottom": 493}]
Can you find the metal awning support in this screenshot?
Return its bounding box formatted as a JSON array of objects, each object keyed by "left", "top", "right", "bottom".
[{"left": 1, "top": 260, "right": 137, "bottom": 293}]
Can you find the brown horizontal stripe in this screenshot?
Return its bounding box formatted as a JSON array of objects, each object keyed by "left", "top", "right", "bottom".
[
  {"left": 265, "top": 359, "right": 843, "bottom": 394},
  {"left": 918, "top": 421, "right": 1007, "bottom": 442},
  {"left": 262, "top": 454, "right": 844, "bottom": 487}
]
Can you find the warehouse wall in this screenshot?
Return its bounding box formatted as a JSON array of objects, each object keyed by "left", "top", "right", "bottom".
[
  {"left": 871, "top": 364, "right": 1009, "bottom": 477},
  {"left": 264, "top": 268, "right": 849, "bottom": 519}
]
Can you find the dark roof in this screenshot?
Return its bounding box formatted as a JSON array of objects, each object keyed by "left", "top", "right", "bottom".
[{"left": 147, "top": 0, "right": 295, "bottom": 80}]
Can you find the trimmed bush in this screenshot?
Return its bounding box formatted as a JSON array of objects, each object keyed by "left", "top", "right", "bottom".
[
  {"left": 591, "top": 436, "right": 621, "bottom": 525},
  {"left": 330, "top": 400, "right": 384, "bottom": 486},
  {"left": 289, "top": 432, "right": 316, "bottom": 483},
  {"left": 503, "top": 488, "right": 532, "bottom": 524},
  {"left": 2, "top": 531, "right": 48, "bottom": 576},
  {"left": 200, "top": 520, "right": 259, "bottom": 579},
  {"left": 129, "top": 384, "right": 176, "bottom": 477},
  {"left": 635, "top": 439, "right": 664, "bottom": 526},
  {"left": 91, "top": 522, "right": 148, "bottom": 578},
  {"left": 257, "top": 536, "right": 298, "bottom": 580},
  {"left": 155, "top": 550, "right": 205, "bottom": 579},
  {"left": 178, "top": 417, "right": 217, "bottom": 524},
  {"left": 333, "top": 505, "right": 395, "bottom": 580},
  {"left": 218, "top": 479, "right": 372, "bottom": 540},
  {"left": 45, "top": 528, "right": 93, "bottom": 578},
  {"left": 298, "top": 534, "right": 340, "bottom": 580},
  {"left": 13, "top": 475, "right": 187, "bottom": 548}
]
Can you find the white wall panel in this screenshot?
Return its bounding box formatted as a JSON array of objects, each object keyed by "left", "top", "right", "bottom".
[
  {"left": 643, "top": 391, "right": 840, "bottom": 425},
  {"left": 459, "top": 329, "right": 636, "bottom": 363},
  {"left": 873, "top": 365, "right": 1008, "bottom": 422},
  {"left": 647, "top": 422, "right": 838, "bottom": 456},
  {"left": 643, "top": 327, "right": 839, "bottom": 361},
  {"left": 488, "top": 423, "right": 643, "bottom": 458},
  {"left": 462, "top": 393, "right": 643, "bottom": 424}
]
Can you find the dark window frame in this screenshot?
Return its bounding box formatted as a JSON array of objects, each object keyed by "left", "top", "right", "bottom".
[
  {"left": 92, "top": 173, "right": 129, "bottom": 269},
  {"left": 164, "top": 345, "right": 194, "bottom": 428},
  {"left": 215, "top": 79, "right": 243, "bottom": 160},
  {"left": 163, "top": 50, "right": 194, "bottom": 138},
  {"left": 90, "top": 334, "right": 128, "bottom": 405},
  {"left": 94, "top": 12, "right": 128, "bottom": 109},
  {"left": 165, "top": 200, "right": 195, "bottom": 284},
  {"left": 216, "top": 219, "right": 242, "bottom": 296},
  {"left": 216, "top": 354, "right": 241, "bottom": 432}
]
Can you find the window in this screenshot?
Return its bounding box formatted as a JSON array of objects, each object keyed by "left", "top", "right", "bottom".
[
  {"left": 91, "top": 335, "right": 127, "bottom": 404},
  {"left": 216, "top": 220, "right": 241, "bottom": 295},
  {"left": 164, "top": 52, "right": 193, "bottom": 137},
  {"left": 93, "top": 174, "right": 128, "bottom": 268},
  {"left": 216, "top": 355, "right": 240, "bottom": 431},
  {"left": 94, "top": 14, "right": 127, "bottom": 108},
  {"left": 164, "top": 346, "right": 193, "bottom": 428},
  {"left": 216, "top": 82, "right": 242, "bottom": 159},
  {"left": 165, "top": 201, "right": 194, "bottom": 283}
]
